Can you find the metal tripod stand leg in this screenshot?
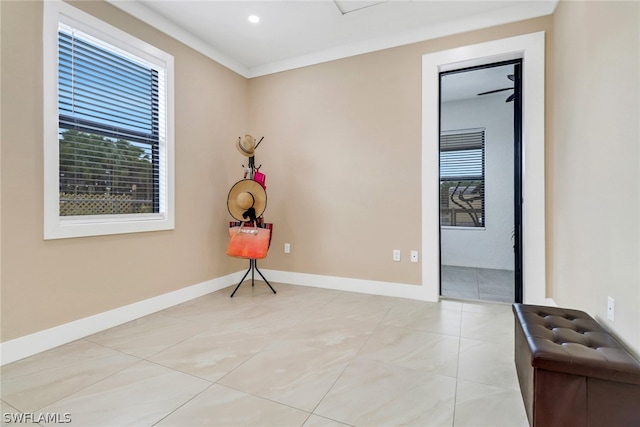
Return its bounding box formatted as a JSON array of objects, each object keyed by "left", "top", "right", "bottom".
[
  {"left": 254, "top": 260, "right": 276, "bottom": 294},
  {"left": 230, "top": 259, "right": 276, "bottom": 297},
  {"left": 230, "top": 262, "right": 252, "bottom": 298}
]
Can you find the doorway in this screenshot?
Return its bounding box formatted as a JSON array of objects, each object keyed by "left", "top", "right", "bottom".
[
  {"left": 420, "top": 32, "right": 546, "bottom": 305},
  {"left": 438, "top": 60, "right": 523, "bottom": 303}
]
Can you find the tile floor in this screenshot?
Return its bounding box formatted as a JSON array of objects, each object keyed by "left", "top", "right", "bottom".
[
  {"left": 441, "top": 266, "right": 515, "bottom": 303},
  {"left": 1, "top": 282, "right": 527, "bottom": 427}
]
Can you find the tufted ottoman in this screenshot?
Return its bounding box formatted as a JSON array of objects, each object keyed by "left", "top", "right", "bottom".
[{"left": 512, "top": 303, "right": 640, "bottom": 427}]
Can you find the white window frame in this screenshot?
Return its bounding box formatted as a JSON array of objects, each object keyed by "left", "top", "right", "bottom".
[{"left": 43, "top": 0, "right": 175, "bottom": 239}]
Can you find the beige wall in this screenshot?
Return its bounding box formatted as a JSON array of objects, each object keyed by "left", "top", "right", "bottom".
[
  {"left": 0, "top": 0, "right": 249, "bottom": 341},
  {"left": 250, "top": 17, "right": 552, "bottom": 285},
  {"left": 3, "top": 0, "right": 639, "bottom": 359},
  {"left": 548, "top": 0, "right": 640, "bottom": 355}
]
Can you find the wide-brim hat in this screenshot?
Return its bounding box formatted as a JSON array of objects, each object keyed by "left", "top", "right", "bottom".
[
  {"left": 227, "top": 179, "right": 267, "bottom": 221},
  {"left": 236, "top": 134, "right": 256, "bottom": 157}
]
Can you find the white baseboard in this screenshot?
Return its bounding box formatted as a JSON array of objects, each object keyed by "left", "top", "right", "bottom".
[
  {"left": 261, "top": 269, "right": 430, "bottom": 301},
  {"left": 2, "top": 266, "right": 549, "bottom": 366},
  {"left": 0, "top": 272, "right": 243, "bottom": 366},
  {"left": 0, "top": 269, "right": 454, "bottom": 366}
]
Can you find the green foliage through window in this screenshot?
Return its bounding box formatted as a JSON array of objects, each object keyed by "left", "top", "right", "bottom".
[{"left": 59, "top": 130, "right": 155, "bottom": 215}]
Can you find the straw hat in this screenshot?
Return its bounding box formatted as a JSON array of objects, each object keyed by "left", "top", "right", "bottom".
[
  {"left": 227, "top": 179, "right": 267, "bottom": 221},
  {"left": 236, "top": 134, "right": 256, "bottom": 157}
]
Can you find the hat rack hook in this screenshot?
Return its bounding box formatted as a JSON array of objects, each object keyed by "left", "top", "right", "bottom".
[{"left": 241, "top": 136, "right": 263, "bottom": 180}]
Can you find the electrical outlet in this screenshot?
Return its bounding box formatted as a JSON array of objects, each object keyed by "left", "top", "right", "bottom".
[
  {"left": 410, "top": 251, "right": 419, "bottom": 263},
  {"left": 393, "top": 249, "right": 401, "bottom": 262},
  {"left": 284, "top": 243, "right": 290, "bottom": 254},
  {"left": 607, "top": 297, "right": 615, "bottom": 321}
]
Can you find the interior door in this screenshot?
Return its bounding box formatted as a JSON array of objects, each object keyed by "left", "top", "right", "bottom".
[{"left": 438, "top": 60, "right": 523, "bottom": 303}]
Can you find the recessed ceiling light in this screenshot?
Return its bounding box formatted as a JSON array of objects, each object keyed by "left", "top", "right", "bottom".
[{"left": 248, "top": 15, "right": 260, "bottom": 24}]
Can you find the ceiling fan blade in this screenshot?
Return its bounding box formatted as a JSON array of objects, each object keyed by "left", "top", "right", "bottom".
[{"left": 477, "top": 87, "right": 513, "bottom": 96}]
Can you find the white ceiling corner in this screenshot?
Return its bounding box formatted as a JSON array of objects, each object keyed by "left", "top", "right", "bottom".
[{"left": 106, "top": 0, "right": 558, "bottom": 79}]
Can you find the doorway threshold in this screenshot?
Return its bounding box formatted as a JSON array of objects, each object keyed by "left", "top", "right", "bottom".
[{"left": 440, "top": 265, "right": 514, "bottom": 304}]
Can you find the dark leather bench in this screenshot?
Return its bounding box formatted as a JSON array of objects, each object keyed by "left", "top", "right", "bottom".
[{"left": 512, "top": 303, "right": 640, "bottom": 427}]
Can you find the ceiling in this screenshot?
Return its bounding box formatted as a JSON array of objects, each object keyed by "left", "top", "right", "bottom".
[
  {"left": 107, "top": 0, "right": 557, "bottom": 96},
  {"left": 442, "top": 63, "right": 516, "bottom": 102}
]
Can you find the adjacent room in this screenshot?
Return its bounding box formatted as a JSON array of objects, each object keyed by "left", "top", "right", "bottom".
[
  {"left": 439, "top": 62, "right": 520, "bottom": 303},
  {"left": 1, "top": 0, "right": 639, "bottom": 425}
]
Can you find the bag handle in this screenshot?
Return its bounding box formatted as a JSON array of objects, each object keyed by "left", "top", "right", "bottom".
[{"left": 236, "top": 221, "right": 258, "bottom": 235}]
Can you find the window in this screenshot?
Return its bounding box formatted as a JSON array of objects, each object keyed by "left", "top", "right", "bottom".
[
  {"left": 439, "top": 129, "right": 485, "bottom": 227},
  {"left": 44, "top": 1, "right": 174, "bottom": 239}
]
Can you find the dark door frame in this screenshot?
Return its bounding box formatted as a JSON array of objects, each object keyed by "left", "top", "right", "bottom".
[
  {"left": 438, "top": 59, "right": 524, "bottom": 303},
  {"left": 512, "top": 61, "right": 523, "bottom": 303}
]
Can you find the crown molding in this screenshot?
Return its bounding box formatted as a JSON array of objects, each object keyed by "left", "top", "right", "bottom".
[
  {"left": 248, "top": 1, "right": 557, "bottom": 78},
  {"left": 106, "top": 1, "right": 557, "bottom": 79},
  {"left": 106, "top": 0, "right": 249, "bottom": 77}
]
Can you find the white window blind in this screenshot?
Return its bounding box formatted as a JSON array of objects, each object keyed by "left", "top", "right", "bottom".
[
  {"left": 440, "top": 130, "right": 484, "bottom": 180},
  {"left": 58, "top": 23, "right": 163, "bottom": 216}
]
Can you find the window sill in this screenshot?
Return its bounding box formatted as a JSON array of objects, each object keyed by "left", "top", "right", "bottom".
[
  {"left": 441, "top": 226, "right": 486, "bottom": 231},
  {"left": 44, "top": 213, "right": 174, "bottom": 240}
]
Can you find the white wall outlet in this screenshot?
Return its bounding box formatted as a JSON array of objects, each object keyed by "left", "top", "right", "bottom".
[
  {"left": 607, "top": 296, "right": 615, "bottom": 321},
  {"left": 410, "top": 251, "right": 419, "bottom": 263},
  {"left": 393, "top": 249, "right": 401, "bottom": 262},
  {"left": 284, "top": 243, "right": 291, "bottom": 254}
]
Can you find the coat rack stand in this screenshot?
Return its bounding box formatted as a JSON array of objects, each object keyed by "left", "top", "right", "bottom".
[
  {"left": 230, "top": 259, "right": 275, "bottom": 297},
  {"left": 230, "top": 147, "right": 276, "bottom": 298}
]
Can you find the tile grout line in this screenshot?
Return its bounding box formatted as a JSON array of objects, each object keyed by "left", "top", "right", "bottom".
[
  {"left": 1, "top": 285, "right": 525, "bottom": 426},
  {"left": 149, "top": 382, "right": 216, "bottom": 427},
  {"left": 26, "top": 353, "right": 146, "bottom": 414},
  {"left": 305, "top": 305, "right": 393, "bottom": 424},
  {"left": 451, "top": 303, "right": 465, "bottom": 427},
  {"left": 208, "top": 382, "right": 316, "bottom": 426}
]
